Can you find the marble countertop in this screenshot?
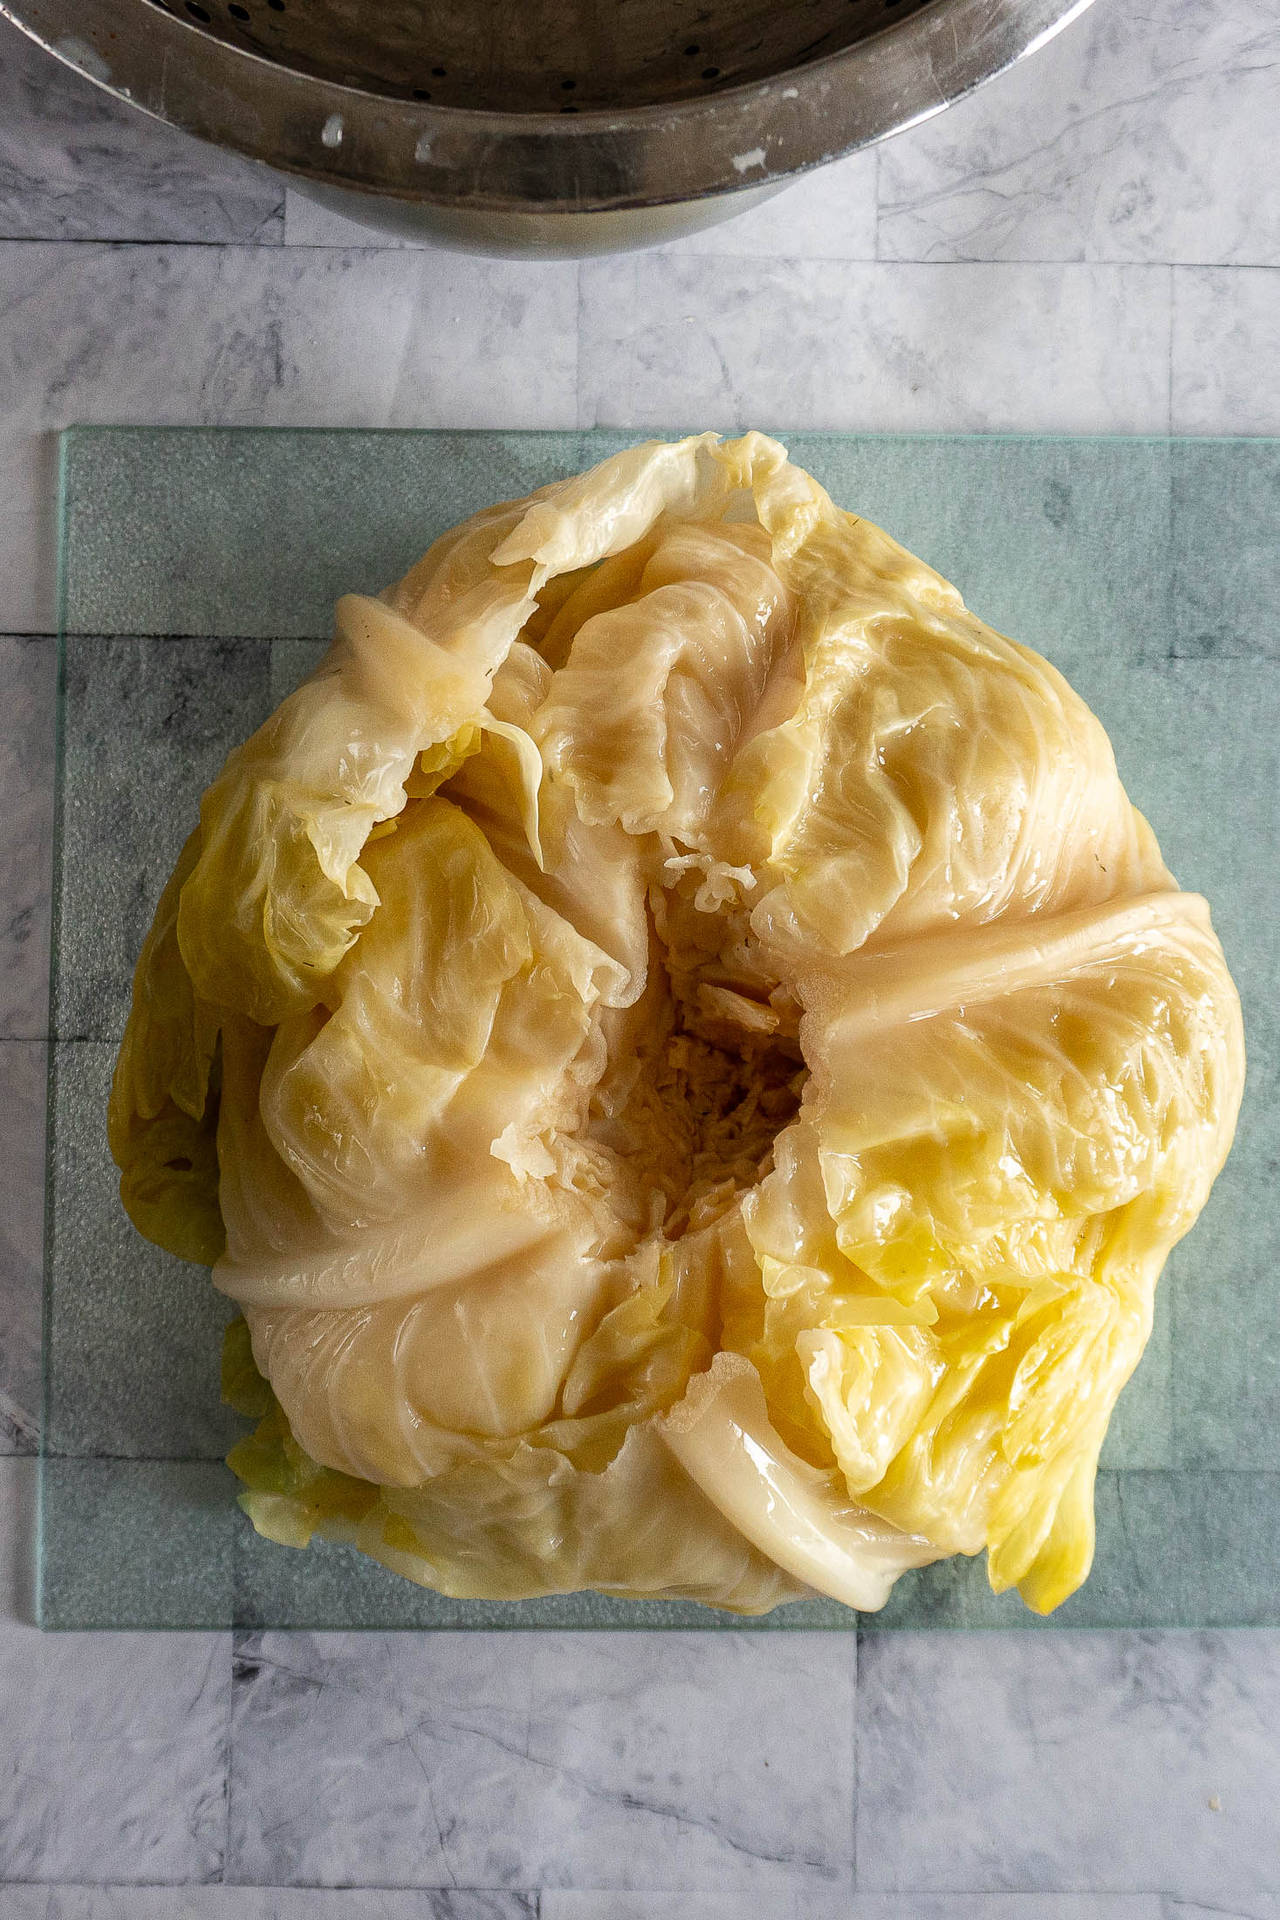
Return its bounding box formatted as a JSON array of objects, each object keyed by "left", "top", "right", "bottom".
[{"left": 1, "top": 0, "right": 1277, "bottom": 1909}]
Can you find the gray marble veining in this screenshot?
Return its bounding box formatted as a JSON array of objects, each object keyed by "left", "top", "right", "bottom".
[
  {"left": 0, "top": 18, "right": 284, "bottom": 245},
  {"left": 226, "top": 1630, "right": 854, "bottom": 1890},
  {"left": 0, "top": 1459, "right": 230, "bottom": 1882},
  {"left": 0, "top": 1895, "right": 535, "bottom": 1918},
  {"left": 1162, "top": 1906, "right": 1280, "bottom": 1920},
  {"left": 0, "top": 244, "right": 581, "bottom": 634},
  {"left": 542, "top": 1900, "right": 1178, "bottom": 1920},
  {"left": 541, "top": 1898, "right": 865, "bottom": 1920},
  {"left": 577, "top": 258, "right": 1174, "bottom": 433},
  {"left": 1172, "top": 268, "right": 1280, "bottom": 434},
  {"left": 877, "top": 0, "right": 1280, "bottom": 266},
  {"left": 855, "top": 1630, "right": 1280, "bottom": 1900},
  {"left": 7, "top": 1891, "right": 1274, "bottom": 1917}
]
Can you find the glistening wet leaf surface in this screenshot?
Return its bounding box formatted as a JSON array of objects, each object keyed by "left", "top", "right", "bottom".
[{"left": 41, "top": 426, "right": 1280, "bottom": 1628}]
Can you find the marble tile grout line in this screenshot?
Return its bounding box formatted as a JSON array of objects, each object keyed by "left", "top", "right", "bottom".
[
  {"left": 0, "top": 235, "right": 285, "bottom": 252},
  {"left": 4, "top": 231, "right": 1276, "bottom": 270},
  {"left": 11, "top": 230, "right": 1280, "bottom": 271}
]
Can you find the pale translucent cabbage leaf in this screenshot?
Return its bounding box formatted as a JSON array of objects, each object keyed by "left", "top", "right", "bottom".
[{"left": 111, "top": 432, "right": 1244, "bottom": 1616}]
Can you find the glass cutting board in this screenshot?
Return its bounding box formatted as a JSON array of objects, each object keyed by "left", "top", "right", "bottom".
[{"left": 41, "top": 426, "right": 1280, "bottom": 1630}]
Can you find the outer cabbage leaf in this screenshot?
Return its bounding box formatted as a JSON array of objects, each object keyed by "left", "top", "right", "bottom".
[
  {"left": 108, "top": 828, "right": 225, "bottom": 1266},
  {"left": 770, "top": 895, "right": 1243, "bottom": 1611},
  {"left": 111, "top": 431, "right": 1245, "bottom": 1621},
  {"left": 222, "top": 1298, "right": 808, "bottom": 1614},
  {"left": 733, "top": 513, "right": 1170, "bottom": 961}
]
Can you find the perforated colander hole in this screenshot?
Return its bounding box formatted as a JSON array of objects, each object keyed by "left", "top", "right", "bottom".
[
  {"left": 684, "top": 43, "right": 700, "bottom": 55},
  {"left": 185, "top": 1, "right": 211, "bottom": 18},
  {"left": 561, "top": 77, "right": 577, "bottom": 90},
  {"left": 560, "top": 103, "right": 580, "bottom": 113},
  {"left": 431, "top": 65, "right": 447, "bottom": 76},
  {"left": 412, "top": 87, "right": 432, "bottom": 100},
  {"left": 701, "top": 66, "right": 722, "bottom": 79},
  {"left": 265, "top": 0, "right": 285, "bottom": 11},
  {"left": 228, "top": 3, "right": 250, "bottom": 17}
]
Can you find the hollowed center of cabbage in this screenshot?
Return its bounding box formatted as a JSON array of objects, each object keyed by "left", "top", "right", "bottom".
[{"left": 587, "top": 880, "right": 808, "bottom": 1243}]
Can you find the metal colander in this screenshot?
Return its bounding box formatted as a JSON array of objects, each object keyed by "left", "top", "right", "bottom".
[
  {"left": 2, "top": 0, "right": 1094, "bottom": 251},
  {"left": 153, "top": 0, "right": 942, "bottom": 113}
]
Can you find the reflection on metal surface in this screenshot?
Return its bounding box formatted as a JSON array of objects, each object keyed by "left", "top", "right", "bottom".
[{"left": 1, "top": 0, "right": 1097, "bottom": 251}]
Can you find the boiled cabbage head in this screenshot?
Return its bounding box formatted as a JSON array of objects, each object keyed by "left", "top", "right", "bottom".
[{"left": 110, "top": 432, "right": 1244, "bottom": 1616}]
